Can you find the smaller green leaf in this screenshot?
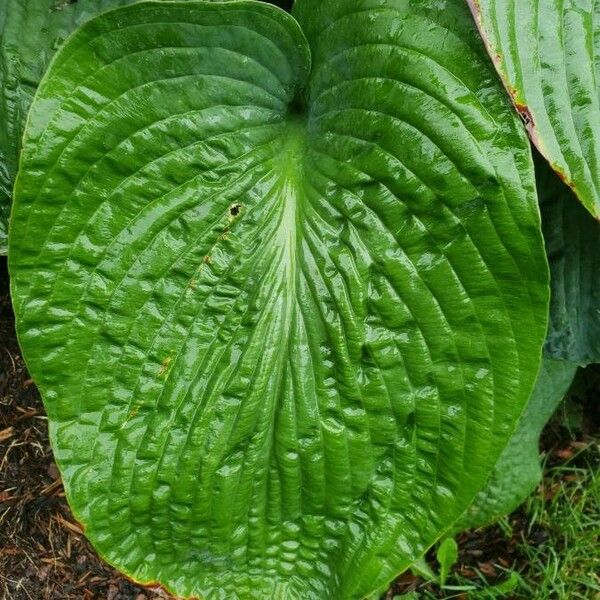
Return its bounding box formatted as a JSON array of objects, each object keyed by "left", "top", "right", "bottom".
[
  {"left": 465, "top": 570, "right": 522, "bottom": 599},
  {"left": 436, "top": 538, "right": 458, "bottom": 587},
  {"left": 487, "top": 571, "right": 521, "bottom": 596}
]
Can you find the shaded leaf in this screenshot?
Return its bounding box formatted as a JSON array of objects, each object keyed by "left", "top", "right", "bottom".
[{"left": 536, "top": 155, "right": 600, "bottom": 366}]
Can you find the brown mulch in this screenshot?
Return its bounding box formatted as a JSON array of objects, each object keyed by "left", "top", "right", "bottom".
[{"left": 1, "top": 254, "right": 598, "bottom": 599}]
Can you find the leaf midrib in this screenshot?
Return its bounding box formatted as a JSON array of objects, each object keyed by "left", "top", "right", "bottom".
[{"left": 274, "top": 116, "right": 306, "bottom": 297}]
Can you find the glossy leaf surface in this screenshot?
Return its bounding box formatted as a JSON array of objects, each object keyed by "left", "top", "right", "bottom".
[
  {"left": 537, "top": 156, "right": 600, "bottom": 366},
  {"left": 468, "top": 0, "right": 600, "bottom": 218},
  {"left": 0, "top": 0, "right": 202, "bottom": 254},
  {"left": 10, "top": 1, "right": 549, "bottom": 597},
  {"left": 454, "top": 358, "right": 577, "bottom": 532}
]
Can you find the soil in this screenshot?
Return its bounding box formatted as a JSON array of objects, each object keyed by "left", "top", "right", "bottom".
[{"left": 1, "top": 255, "right": 598, "bottom": 600}]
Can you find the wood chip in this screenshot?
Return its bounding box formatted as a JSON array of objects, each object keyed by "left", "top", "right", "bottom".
[
  {"left": 55, "top": 514, "right": 83, "bottom": 536},
  {"left": 555, "top": 447, "right": 575, "bottom": 460},
  {"left": 0, "top": 490, "right": 17, "bottom": 502},
  {"left": 13, "top": 408, "right": 37, "bottom": 422},
  {"left": 106, "top": 583, "right": 119, "bottom": 600},
  {"left": 478, "top": 561, "right": 498, "bottom": 577},
  {"left": 0, "top": 427, "right": 14, "bottom": 442},
  {"left": 40, "top": 557, "right": 65, "bottom": 567},
  {"left": 41, "top": 477, "right": 63, "bottom": 496},
  {"left": 76, "top": 571, "right": 92, "bottom": 586}
]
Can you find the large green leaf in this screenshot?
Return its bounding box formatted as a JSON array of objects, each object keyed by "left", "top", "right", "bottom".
[
  {"left": 537, "top": 155, "right": 600, "bottom": 366},
  {"left": 9, "top": 1, "right": 549, "bottom": 597},
  {"left": 454, "top": 357, "right": 577, "bottom": 532},
  {"left": 468, "top": 0, "right": 600, "bottom": 218},
  {"left": 0, "top": 0, "right": 208, "bottom": 255}
]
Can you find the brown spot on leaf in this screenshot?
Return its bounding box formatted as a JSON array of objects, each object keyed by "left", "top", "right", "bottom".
[
  {"left": 158, "top": 356, "right": 172, "bottom": 377},
  {"left": 515, "top": 102, "right": 534, "bottom": 127}
]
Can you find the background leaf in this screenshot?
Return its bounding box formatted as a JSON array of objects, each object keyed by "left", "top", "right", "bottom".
[
  {"left": 536, "top": 154, "right": 600, "bottom": 366},
  {"left": 436, "top": 538, "right": 458, "bottom": 587},
  {"left": 10, "top": 0, "right": 549, "bottom": 597},
  {"left": 468, "top": 0, "right": 600, "bottom": 218}
]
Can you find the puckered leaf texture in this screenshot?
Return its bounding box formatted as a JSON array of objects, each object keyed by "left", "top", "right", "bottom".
[
  {"left": 10, "top": 1, "right": 548, "bottom": 598},
  {"left": 0, "top": 0, "right": 204, "bottom": 254},
  {"left": 453, "top": 357, "right": 577, "bottom": 533},
  {"left": 468, "top": 0, "right": 600, "bottom": 218}
]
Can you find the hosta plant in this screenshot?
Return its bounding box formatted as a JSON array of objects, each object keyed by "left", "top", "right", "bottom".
[{"left": 5, "top": 0, "right": 598, "bottom": 598}]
